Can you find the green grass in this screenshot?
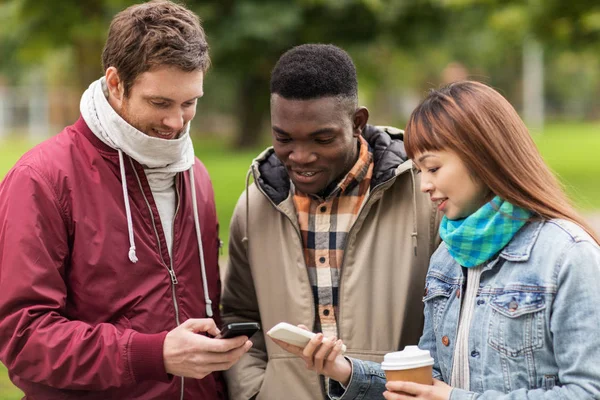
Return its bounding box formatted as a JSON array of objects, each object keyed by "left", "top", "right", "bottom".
[
  {"left": 191, "top": 139, "right": 263, "bottom": 249},
  {"left": 534, "top": 122, "right": 600, "bottom": 211},
  {"left": 0, "top": 122, "right": 599, "bottom": 396},
  {"left": 0, "top": 364, "right": 21, "bottom": 400}
]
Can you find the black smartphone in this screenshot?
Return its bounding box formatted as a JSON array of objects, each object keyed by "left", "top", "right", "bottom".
[{"left": 217, "top": 322, "right": 261, "bottom": 339}]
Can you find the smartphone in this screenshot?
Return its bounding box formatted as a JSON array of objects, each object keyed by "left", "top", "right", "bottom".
[{"left": 217, "top": 322, "right": 261, "bottom": 339}]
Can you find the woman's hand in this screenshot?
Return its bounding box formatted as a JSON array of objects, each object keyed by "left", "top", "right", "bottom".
[
  {"left": 383, "top": 378, "right": 452, "bottom": 400},
  {"left": 269, "top": 324, "right": 352, "bottom": 386}
]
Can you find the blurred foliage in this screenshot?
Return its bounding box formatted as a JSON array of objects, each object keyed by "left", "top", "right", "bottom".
[
  {"left": 190, "top": 0, "right": 448, "bottom": 147},
  {"left": 0, "top": 0, "right": 138, "bottom": 86},
  {"left": 1, "top": 0, "right": 600, "bottom": 146}
]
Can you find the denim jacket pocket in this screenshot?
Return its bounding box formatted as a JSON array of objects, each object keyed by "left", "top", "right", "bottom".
[
  {"left": 423, "top": 278, "right": 455, "bottom": 334},
  {"left": 487, "top": 290, "right": 546, "bottom": 357}
]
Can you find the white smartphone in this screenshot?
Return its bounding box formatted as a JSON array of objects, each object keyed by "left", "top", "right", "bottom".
[{"left": 266, "top": 322, "right": 347, "bottom": 353}]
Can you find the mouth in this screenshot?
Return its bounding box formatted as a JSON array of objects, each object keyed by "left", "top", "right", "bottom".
[
  {"left": 152, "top": 128, "right": 179, "bottom": 139},
  {"left": 290, "top": 169, "right": 322, "bottom": 184},
  {"left": 432, "top": 197, "right": 448, "bottom": 211}
]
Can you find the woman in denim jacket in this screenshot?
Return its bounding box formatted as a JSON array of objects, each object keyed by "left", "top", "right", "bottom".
[{"left": 274, "top": 81, "right": 600, "bottom": 399}]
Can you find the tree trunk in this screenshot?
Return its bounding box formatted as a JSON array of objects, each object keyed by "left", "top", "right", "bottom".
[
  {"left": 74, "top": 39, "right": 105, "bottom": 93},
  {"left": 522, "top": 37, "right": 544, "bottom": 133},
  {"left": 234, "top": 72, "right": 271, "bottom": 149}
]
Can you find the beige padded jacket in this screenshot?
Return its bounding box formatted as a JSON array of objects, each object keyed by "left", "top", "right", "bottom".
[{"left": 222, "top": 125, "right": 440, "bottom": 400}]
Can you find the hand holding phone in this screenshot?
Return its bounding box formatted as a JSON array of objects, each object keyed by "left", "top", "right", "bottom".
[
  {"left": 267, "top": 322, "right": 346, "bottom": 353},
  {"left": 267, "top": 322, "right": 351, "bottom": 384},
  {"left": 217, "top": 322, "right": 261, "bottom": 339}
]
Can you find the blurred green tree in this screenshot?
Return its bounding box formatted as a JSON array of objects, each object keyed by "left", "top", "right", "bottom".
[
  {"left": 0, "top": 0, "right": 449, "bottom": 147},
  {"left": 193, "top": 0, "right": 447, "bottom": 147},
  {"left": 0, "top": 0, "right": 138, "bottom": 88},
  {"left": 1, "top": 0, "right": 599, "bottom": 146}
]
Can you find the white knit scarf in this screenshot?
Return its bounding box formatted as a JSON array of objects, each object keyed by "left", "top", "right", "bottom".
[{"left": 80, "top": 77, "right": 195, "bottom": 173}]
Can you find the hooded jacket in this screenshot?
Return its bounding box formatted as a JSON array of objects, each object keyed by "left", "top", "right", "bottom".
[
  {"left": 0, "top": 117, "right": 225, "bottom": 399},
  {"left": 222, "top": 125, "right": 440, "bottom": 400}
]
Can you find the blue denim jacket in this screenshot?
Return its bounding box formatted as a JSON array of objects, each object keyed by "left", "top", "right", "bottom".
[{"left": 329, "top": 220, "right": 600, "bottom": 399}]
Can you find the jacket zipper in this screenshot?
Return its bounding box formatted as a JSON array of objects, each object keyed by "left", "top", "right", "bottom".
[
  {"left": 129, "top": 160, "right": 184, "bottom": 399},
  {"left": 172, "top": 176, "right": 184, "bottom": 400}
]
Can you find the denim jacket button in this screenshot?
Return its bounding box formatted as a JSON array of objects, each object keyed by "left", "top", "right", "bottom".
[
  {"left": 470, "top": 350, "right": 480, "bottom": 358},
  {"left": 508, "top": 301, "right": 519, "bottom": 311},
  {"left": 442, "top": 336, "right": 450, "bottom": 346},
  {"left": 456, "top": 289, "right": 461, "bottom": 299},
  {"left": 477, "top": 299, "right": 485, "bottom": 305}
]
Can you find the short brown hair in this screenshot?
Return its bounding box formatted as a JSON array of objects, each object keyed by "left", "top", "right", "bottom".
[
  {"left": 101, "top": 0, "right": 210, "bottom": 97},
  {"left": 405, "top": 81, "right": 599, "bottom": 244}
]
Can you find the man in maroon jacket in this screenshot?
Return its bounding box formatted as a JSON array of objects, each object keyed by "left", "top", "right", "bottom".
[{"left": 0, "top": 1, "right": 251, "bottom": 399}]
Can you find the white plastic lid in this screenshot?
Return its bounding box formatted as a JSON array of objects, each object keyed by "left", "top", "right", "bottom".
[{"left": 381, "top": 346, "right": 434, "bottom": 370}]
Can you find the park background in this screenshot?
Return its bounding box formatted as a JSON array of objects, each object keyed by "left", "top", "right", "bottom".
[{"left": 1, "top": 0, "right": 600, "bottom": 397}]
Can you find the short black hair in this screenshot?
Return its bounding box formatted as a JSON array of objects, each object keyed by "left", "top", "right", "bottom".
[{"left": 270, "top": 44, "right": 358, "bottom": 101}]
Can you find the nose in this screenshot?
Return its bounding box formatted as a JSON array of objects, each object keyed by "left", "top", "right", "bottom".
[
  {"left": 288, "top": 145, "right": 317, "bottom": 165},
  {"left": 420, "top": 175, "right": 434, "bottom": 193},
  {"left": 162, "top": 111, "right": 185, "bottom": 132}
]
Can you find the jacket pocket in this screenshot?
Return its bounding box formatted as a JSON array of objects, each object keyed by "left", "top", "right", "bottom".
[
  {"left": 423, "top": 278, "right": 454, "bottom": 334},
  {"left": 487, "top": 291, "right": 546, "bottom": 357}
]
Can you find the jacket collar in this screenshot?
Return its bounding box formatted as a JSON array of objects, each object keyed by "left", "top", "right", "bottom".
[
  {"left": 498, "top": 220, "right": 545, "bottom": 262},
  {"left": 75, "top": 116, "right": 117, "bottom": 155},
  {"left": 251, "top": 124, "right": 408, "bottom": 205}
]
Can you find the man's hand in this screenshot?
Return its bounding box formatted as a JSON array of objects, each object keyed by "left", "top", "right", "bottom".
[
  {"left": 383, "top": 378, "right": 452, "bottom": 400},
  {"left": 163, "top": 318, "right": 252, "bottom": 379},
  {"left": 270, "top": 324, "right": 351, "bottom": 386}
]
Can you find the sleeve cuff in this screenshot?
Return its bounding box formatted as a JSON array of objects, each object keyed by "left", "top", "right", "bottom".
[
  {"left": 328, "top": 357, "right": 385, "bottom": 399},
  {"left": 128, "top": 331, "right": 170, "bottom": 383},
  {"left": 328, "top": 356, "right": 354, "bottom": 398},
  {"left": 450, "top": 388, "right": 478, "bottom": 400}
]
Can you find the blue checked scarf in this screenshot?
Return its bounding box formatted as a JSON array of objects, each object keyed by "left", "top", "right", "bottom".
[{"left": 440, "top": 196, "right": 532, "bottom": 267}]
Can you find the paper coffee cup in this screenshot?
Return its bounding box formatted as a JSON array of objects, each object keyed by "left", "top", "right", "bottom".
[{"left": 381, "top": 346, "right": 434, "bottom": 385}]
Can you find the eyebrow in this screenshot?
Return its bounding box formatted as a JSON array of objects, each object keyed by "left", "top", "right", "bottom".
[
  {"left": 272, "top": 126, "right": 336, "bottom": 136},
  {"left": 143, "top": 95, "right": 202, "bottom": 103},
  {"left": 417, "top": 154, "right": 438, "bottom": 163}
]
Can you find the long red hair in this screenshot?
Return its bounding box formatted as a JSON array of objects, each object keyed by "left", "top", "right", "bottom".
[{"left": 405, "top": 81, "right": 599, "bottom": 244}]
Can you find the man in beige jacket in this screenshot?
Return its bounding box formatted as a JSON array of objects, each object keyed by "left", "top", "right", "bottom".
[{"left": 222, "top": 44, "right": 439, "bottom": 400}]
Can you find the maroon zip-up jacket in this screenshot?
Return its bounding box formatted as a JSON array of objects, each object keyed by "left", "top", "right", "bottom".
[{"left": 0, "top": 117, "right": 226, "bottom": 399}]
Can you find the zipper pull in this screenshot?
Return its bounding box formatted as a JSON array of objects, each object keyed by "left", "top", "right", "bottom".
[
  {"left": 219, "top": 239, "right": 224, "bottom": 256},
  {"left": 169, "top": 269, "right": 179, "bottom": 285}
]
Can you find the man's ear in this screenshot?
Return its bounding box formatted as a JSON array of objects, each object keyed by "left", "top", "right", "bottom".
[
  {"left": 105, "top": 67, "right": 124, "bottom": 103},
  {"left": 352, "top": 107, "right": 369, "bottom": 137}
]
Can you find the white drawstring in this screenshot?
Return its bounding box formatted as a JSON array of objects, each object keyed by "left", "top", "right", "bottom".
[
  {"left": 189, "top": 165, "right": 213, "bottom": 317},
  {"left": 410, "top": 167, "right": 418, "bottom": 256},
  {"left": 244, "top": 168, "right": 253, "bottom": 241},
  {"left": 118, "top": 150, "right": 138, "bottom": 263}
]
